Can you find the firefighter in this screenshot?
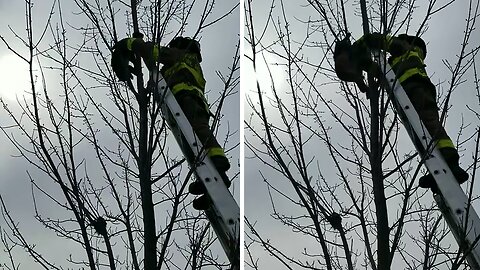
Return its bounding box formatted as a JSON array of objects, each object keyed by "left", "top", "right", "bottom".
[
  {"left": 111, "top": 35, "right": 231, "bottom": 209},
  {"left": 335, "top": 32, "right": 468, "bottom": 189}
]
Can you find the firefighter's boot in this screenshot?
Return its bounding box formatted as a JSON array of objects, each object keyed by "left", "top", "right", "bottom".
[
  {"left": 210, "top": 155, "right": 231, "bottom": 188},
  {"left": 189, "top": 181, "right": 206, "bottom": 195},
  {"left": 419, "top": 147, "right": 468, "bottom": 192},
  {"left": 188, "top": 155, "right": 231, "bottom": 195},
  {"left": 192, "top": 195, "right": 211, "bottom": 210},
  {"left": 190, "top": 155, "right": 232, "bottom": 210},
  {"left": 440, "top": 147, "right": 468, "bottom": 184},
  {"left": 419, "top": 174, "right": 439, "bottom": 194}
]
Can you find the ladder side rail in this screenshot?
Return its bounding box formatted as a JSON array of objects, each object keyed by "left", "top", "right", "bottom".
[
  {"left": 381, "top": 57, "right": 477, "bottom": 219},
  {"left": 378, "top": 56, "right": 480, "bottom": 267},
  {"left": 150, "top": 71, "right": 240, "bottom": 265},
  {"left": 155, "top": 75, "right": 240, "bottom": 264}
]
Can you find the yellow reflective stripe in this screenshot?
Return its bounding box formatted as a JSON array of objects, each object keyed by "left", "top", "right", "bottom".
[
  {"left": 391, "top": 50, "right": 423, "bottom": 66},
  {"left": 391, "top": 53, "right": 404, "bottom": 66},
  {"left": 164, "top": 62, "right": 205, "bottom": 88},
  {"left": 407, "top": 50, "right": 422, "bottom": 60},
  {"left": 126, "top": 38, "right": 137, "bottom": 51},
  {"left": 171, "top": 83, "right": 209, "bottom": 111},
  {"left": 171, "top": 83, "right": 203, "bottom": 95},
  {"left": 414, "top": 46, "right": 425, "bottom": 59},
  {"left": 152, "top": 45, "right": 159, "bottom": 61},
  {"left": 397, "top": 68, "right": 427, "bottom": 82},
  {"left": 437, "top": 139, "right": 455, "bottom": 149},
  {"left": 208, "top": 147, "right": 226, "bottom": 157}
]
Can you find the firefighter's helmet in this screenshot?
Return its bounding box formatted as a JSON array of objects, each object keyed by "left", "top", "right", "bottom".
[
  {"left": 168, "top": 37, "right": 202, "bottom": 62},
  {"left": 398, "top": 34, "right": 427, "bottom": 58}
]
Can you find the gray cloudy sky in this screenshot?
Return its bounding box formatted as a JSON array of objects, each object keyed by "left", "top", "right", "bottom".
[
  {"left": 0, "top": 0, "right": 239, "bottom": 269},
  {"left": 244, "top": 1, "right": 480, "bottom": 269},
  {"left": 2, "top": 0, "right": 480, "bottom": 269}
]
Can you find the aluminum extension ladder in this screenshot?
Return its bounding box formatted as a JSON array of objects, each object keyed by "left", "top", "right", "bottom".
[
  {"left": 378, "top": 56, "right": 480, "bottom": 268},
  {"left": 150, "top": 70, "right": 240, "bottom": 269}
]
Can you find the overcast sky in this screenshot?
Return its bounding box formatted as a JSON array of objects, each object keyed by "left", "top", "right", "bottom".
[
  {"left": 2, "top": 0, "right": 480, "bottom": 269},
  {"left": 244, "top": 1, "right": 480, "bottom": 269},
  {"left": 0, "top": 0, "right": 239, "bottom": 269}
]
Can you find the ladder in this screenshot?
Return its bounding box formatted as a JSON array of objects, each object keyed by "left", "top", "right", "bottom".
[
  {"left": 377, "top": 55, "right": 480, "bottom": 267},
  {"left": 150, "top": 70, "right": 240, "bottom": 269}
]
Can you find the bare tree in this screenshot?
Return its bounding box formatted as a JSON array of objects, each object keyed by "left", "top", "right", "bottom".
[
  {"left": 244, "top": 0, "right": 480, "bottom": 269},
  {"left": 0, "top": 0, "right": 239, "bottom": 269}
]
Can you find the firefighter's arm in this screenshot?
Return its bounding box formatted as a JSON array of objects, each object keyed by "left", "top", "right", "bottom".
[
  {"left": 352, "top": 33, "right": 407, "bottom": 75},
  {"left": 359, "top": 33, "right": 391, "bottom": 51},
  {"left": 360, "top": 33, "right": 409, "bottom": 57},
  {"left": 151, "top": 46, "right": 186, "bottom": 66},
  {"left": 129, "top": 38, "right": 186, "bottom": 70}
]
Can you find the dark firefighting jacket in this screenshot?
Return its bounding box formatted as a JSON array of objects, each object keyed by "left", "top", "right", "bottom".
[{"left": 352, "top": 33, "right": 431, "bottom": 85}]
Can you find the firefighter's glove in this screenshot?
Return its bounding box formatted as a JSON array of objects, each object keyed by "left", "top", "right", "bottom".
[{"left": 111, "top": 38, "right": 136, "bottom": 82}]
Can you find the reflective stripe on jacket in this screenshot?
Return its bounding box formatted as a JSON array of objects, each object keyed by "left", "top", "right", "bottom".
[
  {"left": 126, "top": 39, "right": 208, "bottom": 106},
  {"left": 160, "top": 53, "right": 206, "bottom": 99},
  {"left": 354, "top": 33, "right": 429, "bottom": 84},
  {"left": 388, "top": 47, "right": 428, "bottom": 83}
]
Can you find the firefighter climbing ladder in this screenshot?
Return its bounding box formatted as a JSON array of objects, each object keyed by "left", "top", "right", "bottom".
[
  {"left": 377, "top": 55, "right": 480, "bottom": 268},
  {"left": 150, "top": 70, "right": 240, "bottom": 269}
]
